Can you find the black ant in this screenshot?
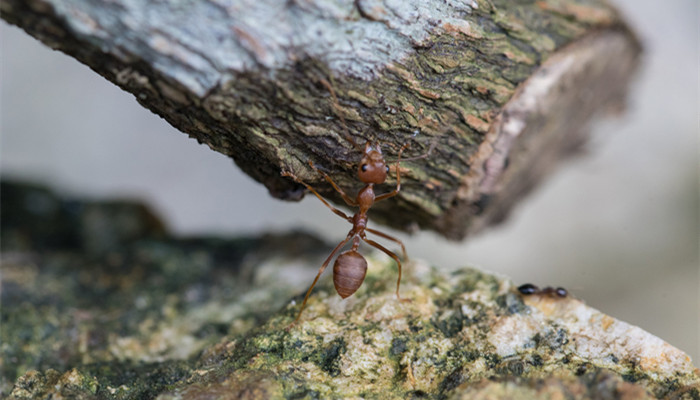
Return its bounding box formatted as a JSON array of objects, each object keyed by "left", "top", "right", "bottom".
[
  {"left": 517, "top": 283, "right": 568, "bottom": 298},
  {"left": 282, "top": 141, "right": 431, "bottom": 325}
]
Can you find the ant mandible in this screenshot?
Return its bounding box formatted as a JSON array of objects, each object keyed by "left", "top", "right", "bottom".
[{"left": 282, "top": 141, "right": 426, "bottom": 325}]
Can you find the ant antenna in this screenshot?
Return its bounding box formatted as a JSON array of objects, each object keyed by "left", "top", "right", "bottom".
[
  {"left": 319, "top": 77, "right": 359, "bottom": 149},
  {"left": 386, "top": 136, "right": 438, "bottom": 163}
]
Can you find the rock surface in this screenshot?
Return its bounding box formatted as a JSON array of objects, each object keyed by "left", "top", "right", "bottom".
[{"left": 2, "top": 181, "right": 698, "bottom": 399}]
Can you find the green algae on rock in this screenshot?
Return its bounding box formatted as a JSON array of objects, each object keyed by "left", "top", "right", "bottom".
[
  {"left": 3, "top": 181, "right": 698, "bottom": 399},
  {"left": 163, "top": 259, "right": 697, "bottom": 399},
  {"left": 1, "top": 181, "right": 331, "bottom": 397}
]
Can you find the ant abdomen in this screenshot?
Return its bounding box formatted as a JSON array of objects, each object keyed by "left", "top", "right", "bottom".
[
  {"left": 333, "top": 250, "right": 368, "bottom": 299},
  {"left": 517, "top": 283, "right": 539, "bottom": 295}
]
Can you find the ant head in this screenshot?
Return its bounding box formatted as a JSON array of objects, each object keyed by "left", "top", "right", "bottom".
[{"left": 358, "top": 142, "right": 388, "bottom": 184}]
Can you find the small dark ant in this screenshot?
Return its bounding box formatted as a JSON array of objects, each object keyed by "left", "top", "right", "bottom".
[
  {"left": 517, "top": 283, "right": 568, "bottom": 298},
  {"left": 282, "top": 141, "right": 432, "bottom": 325}
]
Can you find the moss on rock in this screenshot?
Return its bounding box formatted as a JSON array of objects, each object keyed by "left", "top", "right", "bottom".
[{"left": 2, "top": 181, "right": 698, "bottom": 399}]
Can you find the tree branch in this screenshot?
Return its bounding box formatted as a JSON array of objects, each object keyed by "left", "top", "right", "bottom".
[{"left": 1, "top": 0, "right": 641, "bottom": 239}]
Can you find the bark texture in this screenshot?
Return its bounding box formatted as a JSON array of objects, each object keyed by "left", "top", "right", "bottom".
[{"left": 1, "top": 0, "right": 642, "bottom": 239}]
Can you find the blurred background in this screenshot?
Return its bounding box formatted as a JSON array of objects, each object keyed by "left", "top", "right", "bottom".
[{"left": 1, "top": 1, "right": 697, "bottom": 362}]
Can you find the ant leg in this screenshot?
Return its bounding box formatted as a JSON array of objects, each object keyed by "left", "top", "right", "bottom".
[
  {"left": 319, "top": 78, "right": 352, "bottom": 143},
  {"left": 395, "top": 138, "right": 438, "bottom": 162},
  {"left": 282, "top": 170, "right": 352, "bottom": 222},
  {"left": 375, "top": 144, "right": 409, "bottom": 202},
  {"left": 291, "top": 234, "right": 353, "bottom": 327},
  {"left": 366, "top": 228, "right": 407, "bottom": 260},
  {"left": 308, "top": 161, "right": 358, "bottom": 207},
  {"left": 361, "top": 236, "right": 410, "bottom": 303},
  {"left": 376, "top": 140, "right": 436, "bottom": 202}
]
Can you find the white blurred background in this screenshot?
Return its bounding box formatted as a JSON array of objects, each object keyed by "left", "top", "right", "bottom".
[{"left": 2, "top": 1, "right": 697, "bottom": 362}]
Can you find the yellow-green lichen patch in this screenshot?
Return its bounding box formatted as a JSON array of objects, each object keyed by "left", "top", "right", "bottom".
[
  {"left": 536, "top": 0, "right": 619, "bottom": 26},
  {"left": 202, "top": 255, "right": 696, "bottom": 398},
  {"left": 346, "top": 89, "right": 380, "bottom": 109}
]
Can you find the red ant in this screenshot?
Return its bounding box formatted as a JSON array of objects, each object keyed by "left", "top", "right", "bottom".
[{"left": 282, "top": 141, "right": 431, "bottom": 325}]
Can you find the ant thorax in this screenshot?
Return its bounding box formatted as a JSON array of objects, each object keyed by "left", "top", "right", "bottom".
[{"left": 356, "top": 186, "right": 375, "bottom": 213}]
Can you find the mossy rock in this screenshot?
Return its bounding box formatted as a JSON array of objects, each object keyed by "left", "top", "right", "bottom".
[{"left": 2, "top": 181, "right": 698, "bottom": 399}]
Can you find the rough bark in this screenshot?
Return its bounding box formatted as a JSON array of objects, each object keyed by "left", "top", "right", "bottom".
[{"left": 0, "top": 0, "right": 641, "bottom": 239}]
